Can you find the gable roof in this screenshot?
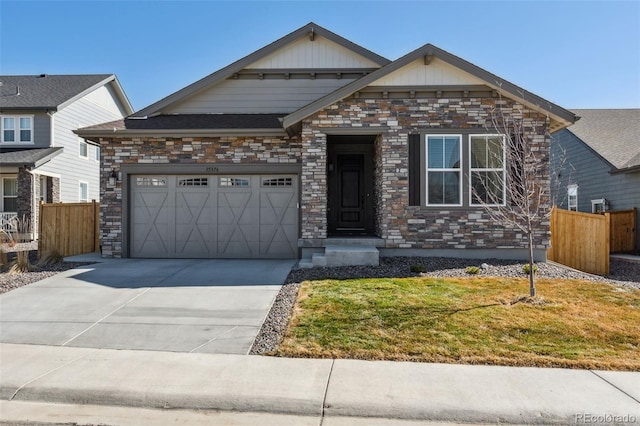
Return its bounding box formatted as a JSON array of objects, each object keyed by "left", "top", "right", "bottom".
[
  {"left": 0, "top": 74, "right": 133, "bottom": 114},
  {"left": 132, "top": 22, "right": 390, "bottom": 118},
  {"left": 283, "top": 43, "right": 577, "bottom": 133},
  {"left": 566, "top": 109, "right": 640, "bottom": 172}
]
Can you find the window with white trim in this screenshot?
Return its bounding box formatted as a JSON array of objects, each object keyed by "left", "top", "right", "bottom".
[
  {"left": 1, "top": 115, "right": 33, "bottom": 143},
  {"left": 79, "top": 182, "right": 88, "bottom": 202},
  {"left": 95, "top": 146, "right": 100, "bottom": 162},
  {"left": 567, "top": 184, "right": 578, "bottom": 211},
  {"left": 470, "top": 135, "right": 506, "bottom": 206},
  {"left": 79, "top": 140, "right": 88, "bottom": 158},
  {"left": 2, "top": 178, "right": 18, "bottom": 212},
  {"left": 426, "top": 135, "right": 461, "bottom": 205}
]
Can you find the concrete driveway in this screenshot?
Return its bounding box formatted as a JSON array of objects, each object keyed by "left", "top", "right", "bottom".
[{"left": 0, "top": 258, "right": 296, "bottom": 354}]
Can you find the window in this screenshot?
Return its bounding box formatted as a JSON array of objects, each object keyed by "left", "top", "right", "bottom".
[
  {"left": 178, "top": 177, "right": 208, "bottom": 186},
  {"left": 136, "top": 177, "right": 167, "bottom": 187},
  {"left": 1, "top": 115, "right": 33, "bottom": 143},
  {"left": 470, "top": 135, "right": 506, "bottom": 205},
  {"left": 220, "top": 177, "right": 250, "bottom": 187},
  {"left": 40, "top": 176, "right": 48, "bottom": 202},
  {"left": 426, "top": 135, "right": 461, "bottom": 205},
  {"left": 567, "top": 184, "right": 578, "bottom": 211},
  {"left": 79, "top": 140, "right": 88, "bottom": 158},
  {"left": 2, "top": 178, "right": 18, "bottom": 212},
  {"left": 95, "top": 146, "right": 100, "bottom": 162},
  {"left": 262, "top": 177, "right": 293, "bottom": 187},
  {"left": 79, "top": 182, "right": 88, "bottom": 202}
]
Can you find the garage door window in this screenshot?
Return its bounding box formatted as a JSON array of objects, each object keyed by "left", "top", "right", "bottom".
[
  {"left": 179, "top": 177, "right": 208, "bottom": 186},
  {"left": 220, "top": 177, "right": 250, "bottom": 187},
  {"left": 136, "top": 177, "right": 167, "bottom": 187},
  {"left": 262, "top": 177, "right": 293, "bottom": 187}
]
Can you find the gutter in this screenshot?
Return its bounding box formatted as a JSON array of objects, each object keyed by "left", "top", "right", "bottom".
[{"left": 75, "top": 128, "right": 289, "bottom": 139}]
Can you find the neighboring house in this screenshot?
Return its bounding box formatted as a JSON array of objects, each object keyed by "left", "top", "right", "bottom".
[
  {"left": 0, "top": 74, "right": 133, "bottom": 237},
  {"left": 77, "top": 22, "right": 577, "bottom": 263},
  {"left": 552, "top": 108, "right": 640, "bottom": 251}
]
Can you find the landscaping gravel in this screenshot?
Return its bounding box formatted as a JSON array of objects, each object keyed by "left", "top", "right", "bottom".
[
  {"left": 0, "top": 250, "right": 95, "bottom": 295},
  {"left": 249, "top": 257, "right": 640, "bottom": 355}
]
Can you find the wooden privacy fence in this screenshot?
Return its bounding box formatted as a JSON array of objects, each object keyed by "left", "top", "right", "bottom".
[
  {"left": 548, "top": 207, "right": 637, "bottom": 275},
  {"left": 39, "top": 201, "right": 99, "bottom": 257}
]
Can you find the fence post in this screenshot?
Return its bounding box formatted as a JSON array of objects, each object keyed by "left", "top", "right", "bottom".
[
  {"left": 604, "top": 212, "right": 611, "bottom": 274},
  {"left": 38, "top": 201, "right": 43, "bottom": 256},
  {"left": 93, "top": 200, "right": 99, "bottom": 252}
]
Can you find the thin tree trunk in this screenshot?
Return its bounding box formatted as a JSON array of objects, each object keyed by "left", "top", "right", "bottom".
[{"left": 528, "top": 231, "right": 536, "bottom": 297}]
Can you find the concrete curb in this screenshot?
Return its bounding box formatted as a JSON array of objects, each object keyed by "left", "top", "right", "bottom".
[{"left": 1, "top": 344, "right": 639, "bottom": 424}]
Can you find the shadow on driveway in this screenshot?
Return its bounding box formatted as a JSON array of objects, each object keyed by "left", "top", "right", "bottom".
[{"left": 0, "top": 259, "right": 296, "bottom": 354}]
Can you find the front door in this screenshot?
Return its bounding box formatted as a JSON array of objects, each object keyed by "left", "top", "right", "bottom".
[{"left": 328, "top": 140, "right": 375, "bottom": 235}]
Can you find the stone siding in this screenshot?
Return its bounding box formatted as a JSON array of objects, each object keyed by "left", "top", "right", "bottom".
[
  {"left": 301, "top": 96, "right": 551, "bottom": 251},
  {"left": 98, "top": 136, "right": 301, "bottom": 257}
]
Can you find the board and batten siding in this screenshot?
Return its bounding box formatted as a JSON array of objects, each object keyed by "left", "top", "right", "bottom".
[
  {"left": 165, "top": 77, "right": 358, "bottom": 114},
  {"left": 246, "top": 35, "right": 381, "bottom": 69},
  {"left": 37, "top": 84, "right": 128, "bottom": 203},
  {"left": 372, "top": 57, "right": 485, "bottom": 87},
  {"left": 552, "top": 129, "right": 640, "bottom": 249}
]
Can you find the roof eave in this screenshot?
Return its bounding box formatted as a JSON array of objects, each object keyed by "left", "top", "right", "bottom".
[{"left": 76, "top": 128, "right": 288, "bottom": 140}]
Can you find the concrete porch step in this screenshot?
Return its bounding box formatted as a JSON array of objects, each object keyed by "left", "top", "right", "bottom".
[
  {"left": 325, "top": 237, "right": 385, "bottom": 247},
  {"left": 324, "top": 245, "right": 379, "bottom": 267}
]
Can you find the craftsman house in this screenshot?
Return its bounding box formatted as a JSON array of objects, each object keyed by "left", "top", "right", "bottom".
[
  {"left": 77, "top": 23, "right": 577, "bottom": 265},
  {"left": 0, "top": 74, "right": 133, "bottom": 236}
]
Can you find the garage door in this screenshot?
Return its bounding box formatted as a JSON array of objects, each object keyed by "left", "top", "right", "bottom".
[{"left": 130, "top": 175, "right": 298, "bottom": 259}]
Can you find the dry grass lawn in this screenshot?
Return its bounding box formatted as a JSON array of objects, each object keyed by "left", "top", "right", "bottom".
[{"left": 275, "top": 277, "right": 640, "bottom": 371}]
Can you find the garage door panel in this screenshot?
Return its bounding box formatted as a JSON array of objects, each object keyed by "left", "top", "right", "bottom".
[
  {"left": 175, "top": 191, "right": 212, "bottom": 257},
  {"left": 132, "top": 192, "right": 171, "bottom": 257},
  {"left": 131, "top": 174, "right": 298, "bottom": 259}
]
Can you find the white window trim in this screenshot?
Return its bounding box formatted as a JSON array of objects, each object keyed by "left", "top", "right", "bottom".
[
  {"left": 567, "top": 184, "right": 578, "bottom": 211},
  {"left": 1, "top": 115, "right": 34, "bottom": 144},
  {"left": 79, "top": 139, "right": 88, "bottom": 158},
  {"left": 469, "top": 134, "right": 507, "bottom": 207},
  {"left": 425, "top": 134, "right": 463, "bottom": 207},
  {"left": 94, "top": 145, "right": 100, "bottom": 162},
  {"left": 79, "top": 181, "right": 89, "bottom": 202}
]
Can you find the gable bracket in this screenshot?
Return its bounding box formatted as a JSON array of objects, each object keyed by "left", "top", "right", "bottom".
[
  {"left": 424, "top": 54, "right": 434, "bottom": 65},
  {"left": 309, "top": 28, "right": 315, "bottom": 41}
]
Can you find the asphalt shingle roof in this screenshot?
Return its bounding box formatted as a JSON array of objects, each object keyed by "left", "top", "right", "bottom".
[
  {"left": 569, "top": 109, "right": 640, "bottom": 171},
  {"left": 80, "top": 114, "right": 286, "bottom": 131},
  {"left": 0, "top": 74, "right": 113, "bottom": 109},
  {"left": 0, "top": 147, "right": 63, "bottom": 167}
]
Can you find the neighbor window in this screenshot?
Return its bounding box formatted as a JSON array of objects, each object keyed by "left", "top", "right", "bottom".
[
  {"left": 470, "top": 135, "right": 506, "bottom": 205},
  {"left": 426, "top": 135, "right": 461, "bottom": 205},
  {"left": 1, "top": 115, "right": 33, "bottom": 143},
  {"left": 2, "top": 178, "right": 18, "bottom": 212},
  {"left": 79, "top": 182, "right": 88, "bottom": 202},
  {"left": 567, "top": 185, "right": 578, "bottom": 211},
  {"left": 79, "top": 140, "right": 88, "bottom": 158}
]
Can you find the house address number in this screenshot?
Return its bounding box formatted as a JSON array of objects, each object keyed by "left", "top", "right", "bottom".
[{"left": 205, "top": 167, "right": 219, "bottom": 173}]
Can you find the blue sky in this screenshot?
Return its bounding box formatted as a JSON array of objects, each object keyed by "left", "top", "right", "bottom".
[{"left": 1, "top": 1, "right": 638, "bottom": 111}]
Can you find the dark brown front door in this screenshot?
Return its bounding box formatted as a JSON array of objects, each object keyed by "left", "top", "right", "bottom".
[
  {"left": 328, "top": 139, "right": 375, "bottom": 235},
  {"left": 336, "top": 154, "right": 366, "bottom": 230}
]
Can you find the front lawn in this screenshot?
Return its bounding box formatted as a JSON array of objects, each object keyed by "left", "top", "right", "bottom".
[{"left": 275, "top": 277, "right": 640, "bottom": 371}]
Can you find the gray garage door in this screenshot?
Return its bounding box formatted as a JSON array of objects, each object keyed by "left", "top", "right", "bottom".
[{"left": 130, "top": 175, "right": 298, "bottom": 259}]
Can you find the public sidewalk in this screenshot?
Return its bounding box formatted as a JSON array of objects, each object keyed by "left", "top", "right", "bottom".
[{"left": 1, "top": 343, "right": 638, "bottom": 425}]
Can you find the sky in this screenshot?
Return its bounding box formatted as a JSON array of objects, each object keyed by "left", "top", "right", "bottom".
[{"left": 1, "top": 0, "right": 639, "bottom": 112}]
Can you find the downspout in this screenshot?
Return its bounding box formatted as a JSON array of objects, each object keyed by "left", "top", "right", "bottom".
[{"left": 47, "top": 111, "right": 55, "bottom": 147}]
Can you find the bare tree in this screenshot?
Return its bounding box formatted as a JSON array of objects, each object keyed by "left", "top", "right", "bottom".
[{"left": 470, "top": 100, "right": 559, "bottom": 297}]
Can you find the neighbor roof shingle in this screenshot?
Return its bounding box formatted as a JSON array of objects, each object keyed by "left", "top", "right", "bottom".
[
  {"left": 0, "top": 74, "right": 113, "bottom": 109},
  {"left": 568, "top": 109, "right": 640, "bottom": 171}
]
